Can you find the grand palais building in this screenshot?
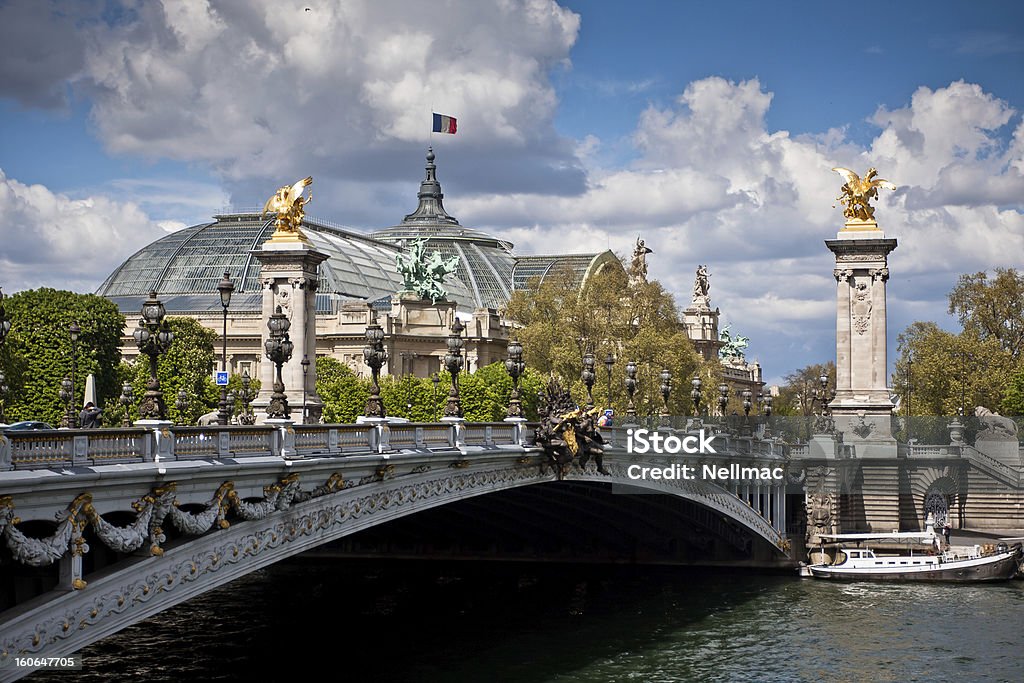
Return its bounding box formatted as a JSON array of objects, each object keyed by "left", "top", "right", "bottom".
[{"left": 98, "top": 149, "right": 622, "bottom": 380}]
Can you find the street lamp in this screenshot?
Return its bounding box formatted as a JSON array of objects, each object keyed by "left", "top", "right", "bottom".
[
  {"left": 363, "top": 321, "right": 387, "bottom": 418},
  {"left": 69, "top": 321, "right": 80, "bottom": 427},
  {"left": 659, "top": 368, "right": 672, "bottom": 427},
  {"left": 504, "top": 339, "right": 525, "bottom": 418},
  {"left": 59, "top": 376, "right": 73, "bottom": 428},
  {"left": 226, "top": 392, "right": 236, "bottom": 425},
  {"left": 217, "top": 271, "right": 234, "bottom": 426},
  {"left": 0, "top": 371, "right": 7, "bottom": 424},
  {"left": 604, "top": 352, "right": 615, "bottom": 409},
  {"left": 431, "top": 372, "right": 440, "bottom": 421},
  {"left": 581, "top": 351, "right": 596, "bottom": 408},
  {"left": 133, "top": 291, "right": 174, "bottom": 420},
  {"left": 742, "top": 389, "right": 753, "bottom": 418},
  {"left": 443, "top": 318, "right": 465, "bottom": 418},
  {"left": 238, "top": 371, "right": 256, "bottom": 425},
  {"left": 264, "top": 306, "right": 294, "bottom": 419},
  {"left": 175, "top": 389, "right": 190, "bottom": 425},
  {"left": 813, "top": 372, "right": 835, "bottom": 417},
  {"left": 301, "top": 355, "right": 310, "bottom": 424},
  {"left": 119, "top": 382, "right": 134, "bottom": 427},
  {"left": 691, "top": 376, "right": 703, "bottom": 416},
  {"left": 624, "top": 360, "right": 638, "bottom": 420},
  {"left": 764, "top": 395, "right": 773, "bottom": 419},
  {"left": 718, "top": 383, "right": 730, "bottom": 417}
]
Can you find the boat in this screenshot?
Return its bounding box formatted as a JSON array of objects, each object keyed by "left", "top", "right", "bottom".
[{"left": 806, "top": 528, "right": 1022, "bottom": 582}]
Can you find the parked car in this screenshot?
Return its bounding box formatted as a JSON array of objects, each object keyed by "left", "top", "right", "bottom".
[{"left": 4, "top": 421, "right": 56, "bottom": 431}]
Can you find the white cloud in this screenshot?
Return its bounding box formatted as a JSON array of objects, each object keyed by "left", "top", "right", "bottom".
[
  {"left": 0, "top": 170, "right": 168, "bottom": 293},
  {"left": 71, "top": 0, "right": 582, "bottom": 201}
]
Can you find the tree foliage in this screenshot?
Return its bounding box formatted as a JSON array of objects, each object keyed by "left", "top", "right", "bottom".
[
  {"left": 893, "top": 322, "right": 1017, "bottom": 416},
  {"left": 774, "top": 362, "right": 836, "bottom": 417},
  {"left": 315, "top": 357, "right": 546, "bottom": 423},
  {"left": 504, "top": 262, "right": 715, "bottom": 417},
  {"left": 947, "top": 268, "right": 1024, "bottom": 361},
  {"left": 0, "top": 289, "right": 124, "bottom": 425}
]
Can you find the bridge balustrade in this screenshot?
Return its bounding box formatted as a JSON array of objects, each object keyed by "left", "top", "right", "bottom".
[{"left": 5, "top": 428, "right": 152, "bottom": 469}]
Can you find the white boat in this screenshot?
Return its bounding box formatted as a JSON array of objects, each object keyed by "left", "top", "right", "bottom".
[{"left": 807, "top": 528, "right": 1021, "bottom": 582}]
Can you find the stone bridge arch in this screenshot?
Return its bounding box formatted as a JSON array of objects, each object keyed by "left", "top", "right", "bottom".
[{"left": 0, "top": 456, "right": 786, "bottom": 680}]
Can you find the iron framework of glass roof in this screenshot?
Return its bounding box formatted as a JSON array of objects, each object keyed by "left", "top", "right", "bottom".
[{"left": 97, "top": 213, "right": 475, "bottom": 315}]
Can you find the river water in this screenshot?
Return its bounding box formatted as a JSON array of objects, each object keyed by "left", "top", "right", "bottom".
[{"left": 30, "top": 558, "right": 1024, "bottom": 682}]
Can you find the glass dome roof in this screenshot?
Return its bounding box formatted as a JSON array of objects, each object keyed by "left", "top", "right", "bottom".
[
  {"left": 370, "top": 148, "right": 516, "bottom": 310},
  {"left": 97, "top": 213, "right": 475, "bottom": 314}
]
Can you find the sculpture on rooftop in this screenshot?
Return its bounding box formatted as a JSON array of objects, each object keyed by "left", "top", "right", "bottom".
[
  {"left": 262, "top": 176, "right": 313, "bottom": 241},
  {"left": 832, "top": 167, "right": 896, "bottom": 223},
  {"left": 629, "top": 237, "right": 653, "bottom": 285},
  {"left": 692, "top": 264, "right": 711, "bottom": 308},
  {"left": 718, "top": 325, "right": 749, "bottom": 360},
  {"left": 396, "top": 237, "right": 460, "bottom": 304}
]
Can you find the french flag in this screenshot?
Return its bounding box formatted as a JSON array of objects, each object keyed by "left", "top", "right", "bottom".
[{"left": 432, "top": 113, "right": 457, "bottom": 134}]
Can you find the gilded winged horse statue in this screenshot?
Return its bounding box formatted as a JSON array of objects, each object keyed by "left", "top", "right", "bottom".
[
  {"left": 832, "top": 167, "right": 896, "bottom": 222},
  {"left": 262, "top": 176, "right": 313, "bottom": 239}
]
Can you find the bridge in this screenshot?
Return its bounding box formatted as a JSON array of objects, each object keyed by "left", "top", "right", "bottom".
[{"left": 0, "top": 419, "right": 791, "bottom": 680}]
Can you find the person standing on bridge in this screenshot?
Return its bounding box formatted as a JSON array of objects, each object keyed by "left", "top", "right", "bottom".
[{"left": 80, "top": 402, "right": 102, "bottom": 429}]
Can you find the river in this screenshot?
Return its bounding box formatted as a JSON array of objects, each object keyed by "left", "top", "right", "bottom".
[{"left": 29, "top": 558, "right": 1024, "bottom": 682}]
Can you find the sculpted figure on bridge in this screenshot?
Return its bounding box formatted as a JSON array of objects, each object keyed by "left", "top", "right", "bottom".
[
  {"left": 262, "top": 176, "right": 313, "bottom": 241},
  {"left": 535, "top": 379, "right": 609, "bottom": 479},
  {"left": 832, "top": 167, "right": 896, "bottom": 223}
]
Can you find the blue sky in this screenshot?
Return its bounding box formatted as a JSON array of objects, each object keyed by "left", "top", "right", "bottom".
[{"left": 0, "top": 0, "right": 1022, "bottom": 384}]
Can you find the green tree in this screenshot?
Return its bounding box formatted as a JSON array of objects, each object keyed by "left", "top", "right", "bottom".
[
  {"left": 316, "top": 357, "right": 368, "bottom": 423},
  {"left": 0, "top": 289, "right": 124, "bottom": 425},
  {"left": 947, "top": 268, "right": 1024, "bottom": 361},
  {"left": 1003, "top": 368, "right": 1024, "bottom": 416},
  {"left": 116, "top": 317, "right": 219, "bottom": 425},
  {"left": 505, "top": 262, "right": 713, "bottom": 417},
  {"left": 892, "top": 322, "right": 1016, "bottom": 416},
  {"left": 774, "top": 362, "right": 836, "bottom": 417}
]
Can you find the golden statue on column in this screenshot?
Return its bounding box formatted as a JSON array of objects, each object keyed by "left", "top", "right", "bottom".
[
  {"left": 262, "top": 176, "right": 313, "bottom": 243},
  {"left": 832, "top": 167, "right": 896, "bottom": 225}
]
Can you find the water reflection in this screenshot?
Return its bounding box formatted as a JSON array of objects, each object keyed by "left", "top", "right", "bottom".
[{"left": 28, "top": 560, "right": 1024, "bottom": 682}]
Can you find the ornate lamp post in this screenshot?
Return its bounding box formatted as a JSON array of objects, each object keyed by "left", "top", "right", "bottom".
[
  {"left": 238, "top": 371, "right": 256, "bottom": 425},
  {"left": 504, "top": 339, "right": 525, "bottom": 418},
  {"left": 581, "top": 351, "right": 596, "bottom": 409},
  {"left": 742, "top": 389, "right": 753, "bottom": 418},
  {"left": 226, "top": 392, "right": 236, "bottom": 425},
  {"left": 443, "top": 319, "right": 465, "bottom": 418},
  {"left": 624, "top": 360, "right": 637, "bottom": 420},
  {"left": 217, "top": 271, "right": 234, "bottom": 426},
  {"left": 363, "top": 321, "right": 387, "bottom": 418},
  {"left": 813, "top": 372, "right": 835, "bottom": 417},
  {"left": 659, "top": 368, "right": 672, "bottom": 427},
  {"left": 264, "top": 306, "right": 294, "bottom": 419},
  {"left": 300, "top": 355, "right": 310, "bottom": 423},
  {"left": 691, "top": 376, "right": 703, "bottom": 416},
  {"left": 764, "top": 395, "right": 773, "bottom": 418},
  {"left": 0, "top": 371, "right": 7, "bottom": 424},
  {"left": 717, "top": 383, "right": 730, "bottom": 418},
  {"left": 119, "top": 382, "right": 134, "bottom": 427},
  {"left": 431, "top": 372, "right": 440, "bottom": 421},
  {"left": 59, "top": 376, "right": 73, "bottom": 428},
  {"left": 604, "top": 352, "right": 615, "bottom": 408},
  {"left": 69, "top": 321, "right": 80, "bottom": 427},
  {"left": 133, "top": 291, "right": 174, "bottom": 420},
  {"left": 175, "top": 389, "right": 190, "bottom": 425}
]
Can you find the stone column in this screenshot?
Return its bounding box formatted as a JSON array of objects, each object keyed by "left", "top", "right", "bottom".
[
  {"left": 253, "top": 239, "right": 328, "bottom": 423},
  {"left": 825, "top": 222, "right": 898, "bottom": 454}
]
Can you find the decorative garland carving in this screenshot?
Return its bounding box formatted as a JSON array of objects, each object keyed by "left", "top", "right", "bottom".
[{"left": 0, "top": 473, "right": 346, "bottom": 577}]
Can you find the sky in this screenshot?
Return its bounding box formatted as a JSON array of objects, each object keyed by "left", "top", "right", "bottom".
[{"left": 0, "top": 0, "right": 1022, "bottom": 385}]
